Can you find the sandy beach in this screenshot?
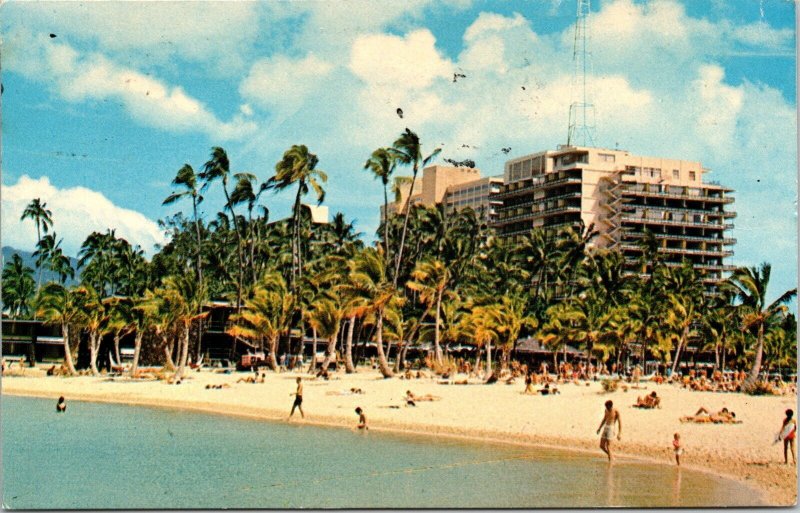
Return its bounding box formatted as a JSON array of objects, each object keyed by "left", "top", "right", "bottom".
[{"left": 3, "top": 368, "right": 797, "bottom": 506}]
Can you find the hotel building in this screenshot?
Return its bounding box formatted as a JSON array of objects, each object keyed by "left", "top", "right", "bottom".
[
  {"left": 383, "top": 165, "right": 503, "bottom": 222},
  {"left": 492, "top": 145, "right": 736, "bottom": 285}
]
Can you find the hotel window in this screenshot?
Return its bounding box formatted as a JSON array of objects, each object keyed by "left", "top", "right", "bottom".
[
  {"left": 689, "top": 171, "right": 696, "bottom": 181},
  {"left": 672, "top": 169, "right": 679, "bottom": 179},
  {"left": 599, "top": 153, "right": 615, "bottom": 163}
]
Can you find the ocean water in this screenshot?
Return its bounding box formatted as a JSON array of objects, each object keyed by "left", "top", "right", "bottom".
[{"left": 1, "top": 395, "right": 760, "bottom": 509}]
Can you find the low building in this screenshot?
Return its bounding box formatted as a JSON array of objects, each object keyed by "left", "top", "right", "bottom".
[{"left": 383, "top": 165, "right": 503, "bottom": 222}]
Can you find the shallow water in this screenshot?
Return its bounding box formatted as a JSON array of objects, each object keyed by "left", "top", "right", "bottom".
[{"left": 1, "top": 395, "right": 761, "bottom": 509}]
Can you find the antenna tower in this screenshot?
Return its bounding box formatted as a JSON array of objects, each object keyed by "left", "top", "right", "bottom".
[{"left": 566, "top": 0, "right": 596, "bottom": 147}]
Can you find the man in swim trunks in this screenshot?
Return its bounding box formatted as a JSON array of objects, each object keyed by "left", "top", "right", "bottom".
[
  {"left": 597, "top": 400, "right": 621, "bottom": 461},
  {"left": 289, "top": 377, "right": 304, "bottom": 419},
  {"left": 780, "top": 409, "right": 796, "bottom": 464}
]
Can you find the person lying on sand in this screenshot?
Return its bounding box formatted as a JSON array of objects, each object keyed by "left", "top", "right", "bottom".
[
  {"left": 205, "top": 383, "right": 231, "bottom": 389},
  {"left": 634, "top": 391, "right": 661, "bottom": 409},
  {"left": 680, "top": 407, "right": 740, "bottom": 424},
  {"left": 326, "top": 388, "right": 365, "bottom": 396},
  {"left": 237, "top": 376, "right": 258, "bottom": 384},
  {"left": 404, "top": 391, "right": 441, "bottom": 406}
]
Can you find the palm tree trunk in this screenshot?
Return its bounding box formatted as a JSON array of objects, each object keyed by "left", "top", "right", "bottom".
[
  {"left": 192, "top": 196, "right": 203, "bottom": 283},
  {"left": 345, "top": 315, "right": 356, "bottom": 373},
  {"left": 670, "top": 324, "right": 690, "bottom": 376},
  {"left": 486, "top": 340, "right": 492, "bottom": 376},
  {"left": 131, "top": 330, "right": 143, "bottom": 377},
  {"left": 163, "top": 334, "right": 175, "bottom": 370},
  {"left": 291, "top": 186, "right": 303, "bottom": 290},
  {"left": 176, "top": 324, "right": 190, "bottom": 379},
  {"left": 89, "top": 331, "right": 100, "bottom": 376},
  {"left": 268, "top": 335, "right": 279, "bottom": 371},
  {"left": 308, "top": 328, "right": 318, "bottom": 373},
  {"left": 434, "top": 292, "right": 443, "bottom": 364},
  {"left": 383, "top": 183, "right": 390, "bottom": 262},
  {"left": 393, "top": 164, "right": 419, "bottom": 286},
  {"left": 223, "top": 184, "right": 245, "bottom": 309},
  {"left": 375, "top": 309, "right": 393, "bottom": 377},
  {"left": 743, "top": 323, "right": 765, "bottom": 391},
  {"left": 62, "top": 323, "right": 77, "bottom": 375},
  {"left": 321, "top": 329, "right": 339, "bottom": 372},
  {"left": 114, "top": 331, "right": 122, "bottom": 368}
]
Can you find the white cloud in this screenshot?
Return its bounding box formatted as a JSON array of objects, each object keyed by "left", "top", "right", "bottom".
[
  {"left": 2, "top": 1, "right": 262, "bottom": 73},
  {"left": 240, "top": 53, "right": 335, "bottom": 111},
  {"left": 3, "top": 176, "right": 166, "bottom": 257},
  {"left": 350, "top": 30, "right": 453, "bottom": 90},
  {"left": 7, "top": 32, "right": 256, "bottom": 141}
]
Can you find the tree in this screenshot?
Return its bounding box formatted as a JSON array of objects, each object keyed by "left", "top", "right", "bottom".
[
  {"left": 2, "top": 254, "right": 35, "bottom": 318},
  {"left": 341, "top": 247, "right": 398, "bottom": 377},
  {"left": 81, "top": 287, "right": 110, "bottom": 376},
  {"left": 728, "top": 263, "right": 797, "bottom": 391},
  {"left": 163, "top": 164, "right": 205, "bottom": 282},
  {"left": 228, "top": 272, "right": 293, "bottom": 371},
  {"left": 160, "top": 274, "right": 208, "bottom": 379},
  {"left": 36, "top": 283, "right": 90, "bottom": 375},
  {"left": 407, "top": 259, "right": 449, "bottom": 364},
  {"left": 364, "top": 148, "right": 397, "bottom": 261},
  {"left": 20, "top": 198, "right": 53, "bottom": 291},
  {"left": 306, "top": 298, "right": 344, "bottom": 372},
  {"left": 267, "top": 145, "right": 327, "bottom": 291},
  {"left": 390, "top": 129, "right": 441, "bottom": 286},
  {"left": 200, "top": 147, "right": 246, "bottom": 307},
  {"left": 33, "top": 233, "right": 74, "bottom": 285}
]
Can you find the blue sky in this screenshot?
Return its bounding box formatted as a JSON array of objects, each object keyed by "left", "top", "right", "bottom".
[{"left": 2, "top": 0, "right": 797, "bottom": 300}]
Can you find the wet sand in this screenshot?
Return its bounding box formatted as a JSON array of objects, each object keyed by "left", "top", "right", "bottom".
[{"left": 2, "top": 368, "right": 796, "bottom": 505}]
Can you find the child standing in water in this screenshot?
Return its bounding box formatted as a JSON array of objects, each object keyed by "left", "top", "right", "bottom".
[{"left": 672, "top": 433, "right": 682, "bottom": 466}]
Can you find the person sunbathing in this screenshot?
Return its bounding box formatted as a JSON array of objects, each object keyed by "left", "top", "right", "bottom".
[
  {"left": 634, "top": 391, "right": 661, "bottom": 409},
  {"left": 680, "top": 407, "right": 740, "bottom": 424},
  {"left": 538, "top": 383, "right": 560, "bottom": 395},
  {"left": 405, "top": 391, "right": 440, "bottom": 404},
  {"left": 237, "top": 376, "right": 258, "bottom": 384}
]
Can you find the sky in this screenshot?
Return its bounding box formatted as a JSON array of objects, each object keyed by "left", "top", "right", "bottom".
[{"left": 2, "top": 0, "right": 797, "bottom": 300}]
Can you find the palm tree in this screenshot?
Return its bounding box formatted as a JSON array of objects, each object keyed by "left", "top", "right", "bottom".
[
  {"left": 391, "top": 128, "right": 441, "bottom": 286},
  {"left": 161, "top": 274, "right": 209, "bottom": 379},
  {"left": 20, "top": 198, "right": 53, "bottom": 291},
  {"left": 163, "top": 164, "right": 205, "bottom": 282},
  {"left": 267, "top": 145, "right": 327, "bottom": 291},
  {"left": 341, "top": 247, "right": 398, "bottom": 377},
  {"left": 2, "top": 254, "right": 35, "bottom": 318},
  {"left": 228, "top": 272, "right": 294, "bottom": 371},
  {"left": 727, "top": 263, "right": 797, "bottom": 391},
  {"left": 81, "top": 287, "right": 110, "bottom": 375},
  {"left": 33, "top": 233, "right": 75, "bottom": 285},
  {"left": 462, "top": 304, "right": 500, "bottom": 376},
  {"left": 364, "top": 147, "right": 398, "bottom": 260},
  {"left": 200, "top": 147, "right": 246, "bottom": 307},
  {"left": 407, "top": 259, "right": 449, "bottom": 364},
  {"left": 306, "top": 298, "right": 344, "bottom": 372},
  {"left": 36, "top": 283, "right": 90, "bottom": 375},
  {"left": 489, "top": 295, "right": 537, "bottom": 368},
  {"left": 661, "top": 262, "right": 705, "bottom": 375}
]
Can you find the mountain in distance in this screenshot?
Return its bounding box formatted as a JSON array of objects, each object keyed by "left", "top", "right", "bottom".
[{"left": 2, "top": 246, "right": 81, "bottom": 286}]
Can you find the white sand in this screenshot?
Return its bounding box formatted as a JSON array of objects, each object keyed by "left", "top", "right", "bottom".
[{"left": 3, "top": 368, "right": 797, "bottom": 505}]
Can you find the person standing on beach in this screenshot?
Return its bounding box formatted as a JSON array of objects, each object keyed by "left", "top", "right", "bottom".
[
  {"left": 596, "top": 400, "right": 621, "bottom": 461},
  {"left": 778, "top": 409, "right": 796, "bottom": 464},
  {"left": 289, "top": 377, "right": 304, "bottom": 419},
  {"left": 672, "top": 433, "right": 682, "bottom": 466}
]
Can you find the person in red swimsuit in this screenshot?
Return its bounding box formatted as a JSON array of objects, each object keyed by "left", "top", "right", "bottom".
[{"left": 780, "top": 409, "right": 797, "bottom": 465}]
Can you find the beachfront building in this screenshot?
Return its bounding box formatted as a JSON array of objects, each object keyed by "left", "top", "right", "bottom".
[
  {"left": 383, "top": 165, "right": 503, "bottom": 222},
  {"left": 492, "top": 145, "right": 736, "bottom": 286}
]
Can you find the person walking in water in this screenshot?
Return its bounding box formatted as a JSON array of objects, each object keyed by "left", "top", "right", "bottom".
[
  {"left": 355, "top": 407, "right": 368, "bottom": 430},
  {"left": 289, "top": 377, "right": 304, "bottom": 419},
  {"left": 778, "top": 409, "right": 796, "bottom": 464},
  {"left": 596, "top": 400, "right": 621, "bottom": 461},
  {"left": 56, "top": 396, "right": 66, "bottom": 413}
]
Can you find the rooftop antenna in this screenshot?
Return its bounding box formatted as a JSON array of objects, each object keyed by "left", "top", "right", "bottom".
[{"left": 566, "top": 0, "right": 596, "bottom": 147}]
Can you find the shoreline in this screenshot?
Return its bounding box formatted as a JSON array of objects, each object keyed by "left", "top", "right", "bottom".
[{"left": 2, "top": 370, "right": 796, "bottom": 506}]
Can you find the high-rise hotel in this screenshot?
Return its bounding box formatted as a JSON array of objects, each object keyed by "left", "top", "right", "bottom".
[{"left": 492, "top": 145, "right": 736, "bottom": 286}]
